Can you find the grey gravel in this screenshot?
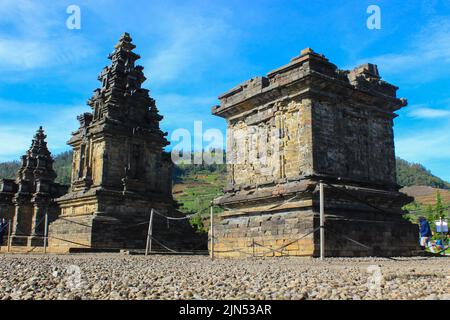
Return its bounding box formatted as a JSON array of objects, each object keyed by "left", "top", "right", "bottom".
[{"left": 0, "top": 254, "right": 449, "bottom": 300}]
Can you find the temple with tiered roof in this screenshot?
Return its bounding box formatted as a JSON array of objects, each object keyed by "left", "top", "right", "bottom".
[
  {"left": 48, "top": 33, "right": 203, "bottom": 252},
  {"left": 0, "top": 127, "right": 67, "bottom": 247}
]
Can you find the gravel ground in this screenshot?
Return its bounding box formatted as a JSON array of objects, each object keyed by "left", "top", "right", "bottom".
[{"left": 0, "top": 254, "right": 449, "bottom": 300}]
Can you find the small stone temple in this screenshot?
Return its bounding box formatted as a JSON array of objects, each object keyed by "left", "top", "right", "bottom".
[
  {"left": 0, "top": 127, "right": 68, "bottom": 247},
  {"left": 46, "top": 33, "right": 204, "bottom": 252},
  {"left": 212, "top": 48, "right": 419, "bottom": 257}
]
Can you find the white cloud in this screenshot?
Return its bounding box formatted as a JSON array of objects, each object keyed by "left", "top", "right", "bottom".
[
  {"left": 0, "top": 100, "right": 83, "bottom": 161},
  {"left": 144, "top": 13, "right": 237, "bottom": 84},
  {"left": 154, "top": 93, "right": 223, "bottom": 129},
  {"left": 0, "top": 126, "right": 32, "bottom": 162},
  {"left": 156, "top": 93, "right": 216, "bottom": 112},
  {"left": 0, "top": 0, "right": 93, "bottom": 72},
  {"left": 0, "top": 39, "right": 51, "bottom": 70},
  {"left": 408, "top": 106, "right": 450, "bottom": 119},
  {"left": 396, "top": 122, "right": 450, "bottom": 163},
  {"left": 395, "top": 124, "right": 450, "bottom": 182},
  {"left": 360, "top": 19, "right": 450, "bottom": 82}
]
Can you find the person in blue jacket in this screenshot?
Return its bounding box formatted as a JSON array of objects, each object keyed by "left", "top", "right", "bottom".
[
  {"left": 0, "top": 218, "right": 6, "bottom": 246},
  {"left": 418, "top": 216, "right": 432, "bottom": 250}
]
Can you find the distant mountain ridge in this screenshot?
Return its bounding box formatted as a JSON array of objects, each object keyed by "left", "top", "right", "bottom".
[{"left": 396, "top": 157, "right": 450, "bottom": 189}]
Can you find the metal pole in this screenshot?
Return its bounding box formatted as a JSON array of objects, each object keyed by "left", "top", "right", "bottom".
[
  {"left": 320, "top": 182, "right": 325, "bottom": 260},
  {"left": 7, "top": 219, "right": 11, "bottom": 253},
  {"left": 43, "top": 213, "right": 48, "bottom": 254},
  {"left": 439, "top": 217, "right": 445, "bottom": 256},
  {"left": 210, "top": 205, "right": 214, "bottom": 260},
  {"left": 145, "top": 209, "right": 154, "bottom": 256}
]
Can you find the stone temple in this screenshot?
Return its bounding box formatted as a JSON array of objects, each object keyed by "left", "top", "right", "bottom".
[
  {"left": 0, "top": 127, "right": 67, "bottom": 247},
  {"left": 1, "top": 33, "right": 204, "bottom": 253},
  {"left": 212, "top": 48, "right": 419, "bottom": 257},
  {"left": 48, "top": 33, "right": 204, "bottom": 253}
]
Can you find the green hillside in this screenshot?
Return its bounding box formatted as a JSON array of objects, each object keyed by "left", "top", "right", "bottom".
[
  {"left": 0, "top": 151, "right": 72, "bottom": 185},
  {"left": 0, "top": 161, "right": 19, "bottom": 180},
  {"left": 396, "top": 157, "right": 450, "bottom": 189}
]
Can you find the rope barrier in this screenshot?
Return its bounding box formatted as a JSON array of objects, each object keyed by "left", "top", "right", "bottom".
[
  {"left": 0, "top": 222, "right": 9, "bottom": 234},
  {"left": 33, "top": 215, "right": 46, "bottom": 233},
  {"left": 324, "top": 226, "right": 372, "bottom": 250},
  {"left": 2, "top": 181, "right": 420, "bottom": 259},
  {"left": 149, "top": 236, "right": 179, "bottom": 253},
  {"left": 322, "top": 182, "right": 397, "bottom": 215},
  {"left": 324, "top": 226, "right": 401, "bottom": 261},
  {"left": 3, "top": 208, "right": 212, "bottom": 255},
  {"left": 318, "top": 181, "right": 431, "bottom": 260},
  {"left": 152, "top": 208, "right": 195, "bottom": 221},
  {"left": 251, "top": 226, "right": 321, "bottom": 256},
  {"left": 222, "top": 192, "right": 303, "bottom": 213},
  {"left": 57, "top": 216, "right": 152, "bottom": 229},
  {"left": 210, "top": 226, "right": 321, "bottom": 257},
  {"left": 265, "top": 193, "right": 301, "bottom": 211}
]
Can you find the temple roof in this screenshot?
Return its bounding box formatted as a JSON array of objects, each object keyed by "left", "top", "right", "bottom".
[{"left": 16, "top": 126, "right": 56, "bottom": 183}]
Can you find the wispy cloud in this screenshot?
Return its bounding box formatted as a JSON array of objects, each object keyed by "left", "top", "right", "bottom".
[
  {"left": 154, "top": 93, "right": 223, "bottom": 130},
  {"left": 156, "top": 94, "right": 216, "bottom": 114},
  {"left": 408, "top": 105, "right": 450, "bottom": 119},
  {"left": 396, "top": 126, "right": 450, "bottom": 182},
  {"left": 360, "top": 18, "right": 450, "bottom": 83},
  {"left": 396, "top": 120, "right": 450, "bottom": 164},
  {"left": 0, "top": 99, "right": 83, "bottom": 161},
  {"left": 0, "top": 0, "right": 93, "bottom": 73},
  {"left": 0, "top": 126, "right": 32, "bottom": 162},
  {"left": 144, "top": 12, "right": 238, "bottom": 84}
]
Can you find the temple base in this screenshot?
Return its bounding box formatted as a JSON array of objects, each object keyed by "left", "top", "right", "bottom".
[
  {"left": 211, "top": 181, "right": 420, "bottom": 258},
  {"left": 49, "top": 190, "right": 206, "bottom": 253}
]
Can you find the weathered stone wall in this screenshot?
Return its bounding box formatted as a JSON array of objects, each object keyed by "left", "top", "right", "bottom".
[
  {"left": 99, "top": 136, "right": 170, "bottom": 194},
  {"left": 48, "top": 214, "right": 94, "bottom": 252},
  {"left": 212, "top": 49, "right": 419, "bottom": 258},
  {"left": 212, "top": 209, "right": 315, "bottom": 258},
  {"left": 50, "top": 195, "right": 205, "bottom": 253},
  {"left": 0, "top": 180, "right": 15, "bottom": 221},
  {"left": 226, "top": 98, "right": 313, "bottom": 188},
  {"left": 211, "top": 184, "right": 419, "bottom": 258},
  {"left": 323, "top": 215, "right": 418, "bottom": 257},
  {"left": 311, "top": 100, "right": 396, "bottom": 186},
  {"left": 0, "top": 204, "right": 14, "bottom": 221},
  {"left": 13, "top": 204, "right": 34, "bottom": 236}
]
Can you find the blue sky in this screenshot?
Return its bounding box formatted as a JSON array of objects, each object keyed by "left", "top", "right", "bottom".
[{"left": 0, "top": 0, "right": 449, "bottom": 181}]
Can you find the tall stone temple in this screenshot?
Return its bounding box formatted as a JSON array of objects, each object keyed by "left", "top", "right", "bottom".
[
  {"left": 0, "top": 127, "right": 67, "bottom": 247},
  {"left": 212, "top": 48, "right": 419, "bottom": 257},
  {"left": 48, "top": 33, "right": 203, "bottom": 252}
]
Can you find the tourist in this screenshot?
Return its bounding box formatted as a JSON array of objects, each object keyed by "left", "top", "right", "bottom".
[
  {"left": 418, "top": 216, "right": 432, "bottom": 250},
  {"left": 0, "top": 218, "right": 6, "bottom": 246}
]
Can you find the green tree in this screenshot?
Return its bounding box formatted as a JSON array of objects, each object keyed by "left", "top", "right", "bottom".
[
  {"left": 435, "top": 191, "right": 445, "bottom": 219},
  {"left": 425, "top": 204, "right": 434, "bottom": 221}
]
